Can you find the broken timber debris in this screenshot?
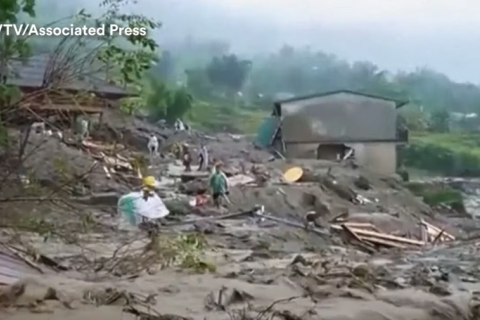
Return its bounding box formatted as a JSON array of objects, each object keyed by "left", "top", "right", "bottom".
[
  {"left": 331, "top": 218, "right": 454, "bottom": 250},
  {"left": 421, "top": 219, "right": 455, "bottom": 242}
]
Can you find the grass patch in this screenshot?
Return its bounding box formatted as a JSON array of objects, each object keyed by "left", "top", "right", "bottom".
[
  {"left": 411, "top": 132, "right": 480, "bottom": 157},
  {"left": 405, "top": 182, "right": 465, "bottom": 212},
  {"left": 402, "top": 132, "right": 480, "bottom": 176},
  {"left": 186, "top": 101, "right": 267, "bottom": 133}
]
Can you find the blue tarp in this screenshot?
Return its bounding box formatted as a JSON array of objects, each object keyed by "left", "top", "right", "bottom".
[{"left": 255, "top": 116, "right": 278, "bottom": 148}]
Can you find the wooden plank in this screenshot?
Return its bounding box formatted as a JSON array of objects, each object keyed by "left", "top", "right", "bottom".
[
  {"left": 341, "top": 225, "right": 363, "bottom": 243},
  {"left": 348, "top": 227, "right": 425, "bottom": 246},
  {"left": 331, "top": 223, "right": 379, "bottom": 231},
  {"left": 82, "top": 140, "right": 118, "bottom": 152},
  {"left": 329, "top": 212, "right": 348, "bottom": 223},
  {"left": 330, "top": 222, "right": 383, "bottom": 233},
  {"left": 420, "top": 223, "right": 428, "bottom": 242},
  {"left": 432, "top": 230, "right": 445, "bottom": 246},
  {"left": 343, "top": 222, "right": 382, "bottom": 232},
  {"left": 358, "top": 236, "right": 408, "bottom": 249},
  {"left": 341, "top": 225, "right": 376, "bottom": 254},
  {"left": 421, "top": 220, "right": 455, "bottom": 240}
]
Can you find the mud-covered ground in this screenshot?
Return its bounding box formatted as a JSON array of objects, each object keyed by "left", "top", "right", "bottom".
[{"left": 1, "top": 113, "right": 480, "bottom": 320}]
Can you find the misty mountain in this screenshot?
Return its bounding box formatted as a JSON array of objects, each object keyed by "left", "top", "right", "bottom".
[{"left": 30, "top": 0, "right": 480, "bottom": 83}]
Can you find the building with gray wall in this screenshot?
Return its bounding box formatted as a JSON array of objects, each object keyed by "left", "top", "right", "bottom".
[{"left": 271, "top": 90, "right": 408, "bottom": 175}]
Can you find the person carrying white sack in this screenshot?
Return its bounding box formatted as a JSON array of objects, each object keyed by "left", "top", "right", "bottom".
[{"left": 117, "top": 176, "right": 169, "bottom": 229}]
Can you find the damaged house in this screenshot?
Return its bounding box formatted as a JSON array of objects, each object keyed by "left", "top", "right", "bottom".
[
  {"left": 256, "top": 90, "right": 408, "bottom": 175},
  {"left": 6, "top": 53, "right": 133, "bottom": 123}
]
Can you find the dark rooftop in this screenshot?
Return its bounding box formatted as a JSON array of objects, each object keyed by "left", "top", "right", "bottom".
[
  {"left": 274, "top": 89, "right": 408, "bottom": 109},
  {"left": 7, "top": 54, "right": 130, "bottom": 96}
]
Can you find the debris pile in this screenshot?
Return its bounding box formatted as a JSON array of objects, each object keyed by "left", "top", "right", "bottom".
[
  {"left": 331, "top": 217, "right": 455, "bottom": 250},
  {"left": 1, "top": 111, "right": 480, "bottom": 320},
  {"left": 79, "top": 140, "right": 135, "bottom": 179}
]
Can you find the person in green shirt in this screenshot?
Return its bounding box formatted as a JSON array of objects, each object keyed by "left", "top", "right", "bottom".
[{"left": 209, "top": 162, "right": 229, "bottom": 207}]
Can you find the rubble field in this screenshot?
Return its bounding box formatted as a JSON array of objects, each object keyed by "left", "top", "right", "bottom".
[{"left": 1, "top": 112, "right": 480, "bottom": 320}]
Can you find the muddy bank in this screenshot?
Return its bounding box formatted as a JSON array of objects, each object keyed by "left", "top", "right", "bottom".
[{"left": 2, "top": 245, "right": 479, "bottom": 320}]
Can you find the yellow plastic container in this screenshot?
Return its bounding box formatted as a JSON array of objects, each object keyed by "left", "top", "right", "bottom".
[{"left": 283, "top": 167, "right": 303, "bottom": 183}]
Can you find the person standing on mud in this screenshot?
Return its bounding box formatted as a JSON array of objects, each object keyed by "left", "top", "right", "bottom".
[
  {"left": 197, "top": 144, "right": 209, "bottom": 171},
  {"left": 209, "top": 162, "right": 229, "bottom": 207},
  {"left": 174, "top": 118, "right": 185, "bottom": 132},
  {"left": 182, "top": 143, "right": 192, "bottom": 172},
  {"left": 147, "top": 134, "right": 159, "bottom": 156}
]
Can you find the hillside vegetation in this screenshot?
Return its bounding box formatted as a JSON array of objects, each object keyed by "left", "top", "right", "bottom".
[{"left": 402, "top": 132, "right": 480, "bottom": 176}]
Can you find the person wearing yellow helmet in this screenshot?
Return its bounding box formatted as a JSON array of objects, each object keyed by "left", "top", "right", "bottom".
[{"left": 141, "top": 176, "right": 158, "bottom": 200}]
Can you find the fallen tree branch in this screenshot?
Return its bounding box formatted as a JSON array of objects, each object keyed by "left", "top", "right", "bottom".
[{"left": 255, "top": 295, "right": 306, "bottom": 320}]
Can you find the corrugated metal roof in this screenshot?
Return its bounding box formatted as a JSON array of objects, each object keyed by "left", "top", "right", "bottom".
[
  {"left": 274, "top": 89, "right": 408, "bottom": 109},
  {"left": 7, "top": 54, "right": 130, "bottom": 96},
  {"left": 0, "top": 245, "right": 44, "bottom": 285}
]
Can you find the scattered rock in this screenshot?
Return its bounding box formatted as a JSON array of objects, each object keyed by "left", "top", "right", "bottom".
[
  {"left": 354, "top": 175, "right": 371, "bottom": 190},
  {"left": 204, "top": 287, "right": 254, "bottom": 311},
  {"left": 429, "top": 282, "right": 452, "bottom": 296}
]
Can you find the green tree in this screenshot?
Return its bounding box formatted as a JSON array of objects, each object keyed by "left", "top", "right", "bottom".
[
  {"left": 0, "top": 0, "right": 35, "bottom": 22},
  {"left": 398, "top": 105, "right": 429, "bottom": 131},
  {"left": 0, "top": 0, "right": 36, "bottom": 145},
  {"left": 185, "top": 68, "right": 213, "bottom": 99},
  {"left": 137, "top": 75, "right": 193, "bottom": 122},
  {"left": 430, "top": 109, "right": 450, "bottom": 132},
  {"left": 154, "top": 50, "right": 176, "bottom": 81},
  {"left": 74, "top": 0, "right": 160, "bottom": 86},
  {"left": 206, "top": 54, "right": 251, "bottom": 95},
  {"left": 166, "top": 87, "right": 193, "bottom": 121}
]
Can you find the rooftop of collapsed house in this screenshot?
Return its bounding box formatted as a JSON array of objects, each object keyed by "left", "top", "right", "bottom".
[
  {"left": 273, "top": 89, "right": 408, "bottom": 108},
  {"left": 7, "top": 53, "right": 132, "bottom": 98}
]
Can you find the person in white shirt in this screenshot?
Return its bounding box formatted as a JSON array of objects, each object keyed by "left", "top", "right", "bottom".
[
  {"left": 79, "top": 119, "right": 89, "bottom": 140},
  {"left": 174, "top": 119, "right": 185, "bottom": 132},
  {"left": 197, "top": 144, "right": 209, "bottom": 171},
  {"left": 147, "top": 135, "right": 159, "bottom": 156},
  {"left": 31, "top": 122, "right": 46, "bottom": 134}
]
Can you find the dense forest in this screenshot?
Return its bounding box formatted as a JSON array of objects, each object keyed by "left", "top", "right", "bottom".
[{"left": 152, "top": 40, "right": 480, "bottom": 112}]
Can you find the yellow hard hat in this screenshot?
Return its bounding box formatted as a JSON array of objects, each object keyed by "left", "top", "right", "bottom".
[{"left": 142, "top": 176, "right": 157, "bottom": 188}]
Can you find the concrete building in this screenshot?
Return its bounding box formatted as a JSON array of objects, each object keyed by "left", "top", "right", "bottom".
[{"left": 265, "top": 90, "right": 408, "bottom": 175}]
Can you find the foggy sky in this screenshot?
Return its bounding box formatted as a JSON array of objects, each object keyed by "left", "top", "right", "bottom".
[{"left": 41, "top": 0, "right": 480, "bottom": 83}]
